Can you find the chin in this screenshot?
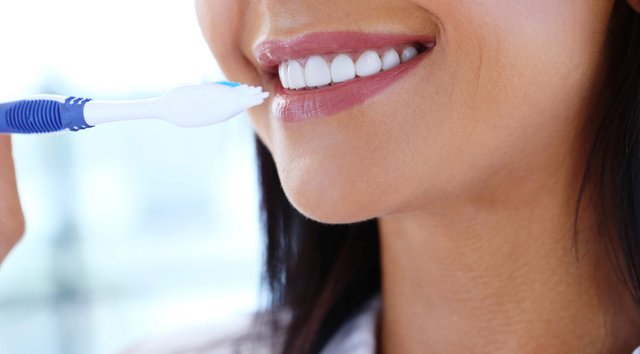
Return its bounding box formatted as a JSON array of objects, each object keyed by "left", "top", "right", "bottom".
[
  {"left": 286, "top": 191, "right": 381, "bottom": 225},
  {"left": 280, "top": 171, "right": 386, "bottom": 225}
]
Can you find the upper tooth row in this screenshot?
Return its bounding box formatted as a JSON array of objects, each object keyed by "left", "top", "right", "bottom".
[{"left": 278, "top": 46, "right": 419, "bottom": 90}]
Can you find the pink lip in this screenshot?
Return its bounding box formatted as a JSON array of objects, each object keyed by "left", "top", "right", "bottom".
[{"left": 254, "top": 32, "right": 436, "bottom": 123}]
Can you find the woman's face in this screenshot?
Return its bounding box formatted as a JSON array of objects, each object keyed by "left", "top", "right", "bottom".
[{"left": 196, "top": 0, "right": 614, "bottom": 223}]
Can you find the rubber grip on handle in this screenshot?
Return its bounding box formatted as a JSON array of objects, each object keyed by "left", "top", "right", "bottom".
[{"left": 0, "top": 97, "right": 93, "bottom": 134}]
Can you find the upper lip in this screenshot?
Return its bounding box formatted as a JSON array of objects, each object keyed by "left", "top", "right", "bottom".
[{"left": 253, "top": 32, "right": 436, "bottom": 74}]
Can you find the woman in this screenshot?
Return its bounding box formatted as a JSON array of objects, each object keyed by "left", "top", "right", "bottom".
[{"left": 4, "top": 0, "right": 640, "bottom": 353}]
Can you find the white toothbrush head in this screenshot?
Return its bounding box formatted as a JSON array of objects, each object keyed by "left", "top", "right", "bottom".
[{"left": 156, "top": 82, "right": 269, "bottom": 127}]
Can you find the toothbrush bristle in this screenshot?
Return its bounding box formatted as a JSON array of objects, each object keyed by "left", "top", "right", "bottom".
[{"left": 233, "top": 85, "right": 269, "bottom": 102}]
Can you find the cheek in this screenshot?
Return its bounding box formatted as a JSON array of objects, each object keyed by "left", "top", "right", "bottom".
[
  {"left": 431, "top": 0, "right": 611, "bottom": 102},
  {"left": 195, "top": 0, "right": 235, "bottom": 57},
  {"left": 418, "top": 0, "right": 612, "bottom": 159},
  {"left": 399, "top": 0, "right": 616, "bottom": 210},
  {"left": 197, "top": 0, "right": 274, "bottom": 149},
  {"left": 289, "top": 0, "right": 612, "bottom": 223},
  {"left": 196, "top": 0, "right": 263, "bottom": 85}
]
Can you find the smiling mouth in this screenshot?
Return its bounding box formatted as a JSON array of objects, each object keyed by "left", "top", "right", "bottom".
[
  {"left": 254, "top": 32, "right": 436, "bottom": 122},
  {"left": 277, "top": 43, "right": 430, "bottom": 91}
]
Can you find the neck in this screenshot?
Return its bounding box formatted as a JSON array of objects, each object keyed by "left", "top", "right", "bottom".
[{"left": 378, "top": 164, "right": 640, "bottom": 353}]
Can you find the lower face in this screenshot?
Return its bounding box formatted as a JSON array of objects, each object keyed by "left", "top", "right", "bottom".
[{"left": 197, "top": 0, "right": 614, "bottom": 224}]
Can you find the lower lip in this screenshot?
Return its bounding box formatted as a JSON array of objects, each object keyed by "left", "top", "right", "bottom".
[{"left": 271, "top": 51, "right": 430, "bottom": 123}]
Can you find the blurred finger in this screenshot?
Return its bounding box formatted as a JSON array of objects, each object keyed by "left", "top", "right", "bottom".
[{"left": 0, "top": 135, "right": 25, "bottom": 263}]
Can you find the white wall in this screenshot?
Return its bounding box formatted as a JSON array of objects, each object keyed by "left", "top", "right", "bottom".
[{"left": 0, "top": 2, "right": 262, "bottom": 354}]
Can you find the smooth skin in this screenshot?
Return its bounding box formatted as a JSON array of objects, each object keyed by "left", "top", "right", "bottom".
[
  {"left": 196, "top": 0, "right": 640, "bottom": 353},
  {"left": 2, "top": 0, "right": 640, "bottom": 353}
]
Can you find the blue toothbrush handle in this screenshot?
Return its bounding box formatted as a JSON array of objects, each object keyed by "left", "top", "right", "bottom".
[{"left": 0, "top": 97, "right": 94, "bottom": 134}]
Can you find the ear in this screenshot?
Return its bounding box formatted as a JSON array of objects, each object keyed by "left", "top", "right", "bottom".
[{"left": 628, "top": 0, "right": 640, "bottom": 13}]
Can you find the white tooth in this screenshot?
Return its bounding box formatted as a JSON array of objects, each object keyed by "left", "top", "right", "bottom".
[
  {"left": 304, "top": 56, "right": 332, "bottom": 87},
  {"left": 355, "top": 50, "right": 383, "bottom": 77},
  {"left": 330, "top": 54, "right": 356, "bottom": 83},
  {"left": 287, "top": 61, "right": 306, "bottom": 90},
  {"left": 401, "top": 46, "right": 418, "bottom": 63},
  {"left": 279, "top": 62, "right": 290, "bottom": 89},
  {"left": 382, "top": 49, "right": 401, "bottom": 71}
]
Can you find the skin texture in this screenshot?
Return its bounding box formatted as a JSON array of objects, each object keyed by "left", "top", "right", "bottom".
[
  {"left": 196, "top": 0, "right": 640, "bottom": 353},
  {"left": 198, "top": 0, "right": 610, "bottom": 225},
  {"left": 1, "top": 0, "right": 639, "bottom": 352}
]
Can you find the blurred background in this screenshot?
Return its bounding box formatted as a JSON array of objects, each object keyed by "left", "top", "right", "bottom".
[{"left": 0, "top": 1, "right": 263, "bottom": 353}]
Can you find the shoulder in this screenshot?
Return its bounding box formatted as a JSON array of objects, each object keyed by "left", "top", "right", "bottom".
[{"left": 118, "top": 311, "right": 289, "bottom": 354}]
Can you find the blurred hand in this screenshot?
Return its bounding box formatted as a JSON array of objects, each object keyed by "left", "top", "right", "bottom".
[{"left": 0, "top": 136, "right": 24, "bottom": 264}]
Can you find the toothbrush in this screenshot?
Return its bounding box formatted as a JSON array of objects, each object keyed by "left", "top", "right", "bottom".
[{"left": 0, "top": 81, "right": 269, "bottom": 134}]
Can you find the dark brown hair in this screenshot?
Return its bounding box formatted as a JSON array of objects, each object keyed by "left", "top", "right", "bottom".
[{"left": 256, "top": 2, "right": 640, "bottom": 353}]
